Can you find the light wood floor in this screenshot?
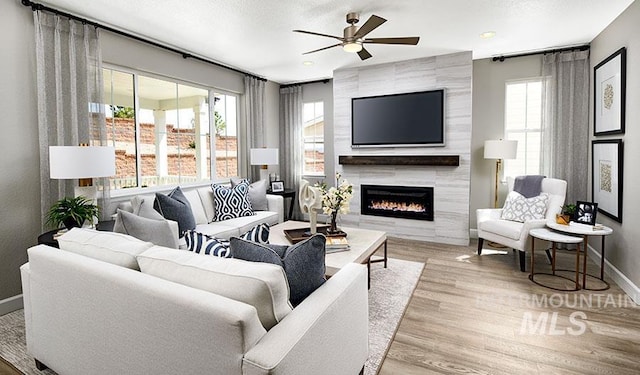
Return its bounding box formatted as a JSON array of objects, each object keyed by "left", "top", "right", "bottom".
[{"left": 375, "top": 238, "right": 640, "bottom": 375}]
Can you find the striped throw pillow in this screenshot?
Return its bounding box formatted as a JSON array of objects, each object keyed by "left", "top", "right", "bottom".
[{"left": 185, "top": 223, "right": 270, "bottom": 258}]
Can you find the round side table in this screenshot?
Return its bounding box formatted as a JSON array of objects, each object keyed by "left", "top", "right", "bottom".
[
  {"left": 546, "top": 220, "right": 613, "bottom": 291},
  {"left": 529, "top": 228, "right": 584, "bottom": 291}
]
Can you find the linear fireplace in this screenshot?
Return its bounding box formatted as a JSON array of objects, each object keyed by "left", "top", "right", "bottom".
[{"left": 361, "top": 185, "right": 434, "bottom": 221}]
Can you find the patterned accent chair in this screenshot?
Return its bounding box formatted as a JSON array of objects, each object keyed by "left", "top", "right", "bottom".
[{"left": 476, "top": 177, "right": 567, "bottom": 272}]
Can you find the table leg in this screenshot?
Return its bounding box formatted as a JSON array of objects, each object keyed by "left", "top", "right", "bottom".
[
  {"left": 367, "top": 258, "right": 371, "bottom": 289},
  {"left": 582, "top": 236, "right": 589, "bottom": 289},
  {"left": 530, "top": 236, "right": 535, "bottom": 278},
  {"left": 600, "top": 236, "right": 606, "bottom": 280},
  {"left": 383, "top": 240, "right": 388, "bottom": 268},
  {"left": 575, "top": 242, "right": 581, "bottom": 290},
  {"left": 552, "top": 242, "right": 557, "bottom": 276}
]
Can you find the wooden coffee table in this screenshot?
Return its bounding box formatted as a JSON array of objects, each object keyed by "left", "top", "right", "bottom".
[{"left": 269, "top": 221, "right": 387, "bottom": 287}]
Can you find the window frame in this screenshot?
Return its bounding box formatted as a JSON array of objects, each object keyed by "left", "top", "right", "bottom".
[
  {"left": 102, "top": 64, "right": 240, "bottom": 194},
  {"left": 302, "top": 100, "right": 325, "bottom": 177}
]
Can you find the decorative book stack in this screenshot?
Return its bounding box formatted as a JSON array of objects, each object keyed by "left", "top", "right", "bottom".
[{"left": 325, "top": 236, "right": 350, "bottom": 254}]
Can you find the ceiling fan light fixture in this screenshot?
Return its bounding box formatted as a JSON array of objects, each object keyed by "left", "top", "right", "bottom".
[
  {"left": 343, "top": 42, "right": 362, "bottom": 53},
  {"left": 480, "top": 31, "right": 496, "bottom": 39}
]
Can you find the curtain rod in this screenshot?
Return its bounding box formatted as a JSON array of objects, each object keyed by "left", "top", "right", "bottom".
[
  {"left": 492, "top": 44, "right": 590, "bottom": 62},
  {"left": 21, "top": 0, "right": 266, "bottom": 82},
  {"left": 280, "top": 78, "right": 331, "bottom": 89}
]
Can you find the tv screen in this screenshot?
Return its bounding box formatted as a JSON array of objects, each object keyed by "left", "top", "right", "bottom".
[{"left": 351, "top": 89, "right": 445, "bottom": 147}]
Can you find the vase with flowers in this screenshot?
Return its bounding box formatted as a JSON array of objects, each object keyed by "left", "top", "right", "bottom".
[{"left": 316, "top": 173, "right": 353, "bottom": 234}]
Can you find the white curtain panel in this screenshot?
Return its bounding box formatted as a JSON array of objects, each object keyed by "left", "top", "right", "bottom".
[
  {"left": 34, "top": 11, "right": 109, "bottom": 227},
  {"left": 542, "top": 50, "right": 590, "bottom": 204},
  {"left": 279, "top": 86, "right": 303, "bottom": 219},
  {"left": 244, "top": 76, "right": 266, "bottom": 181}
]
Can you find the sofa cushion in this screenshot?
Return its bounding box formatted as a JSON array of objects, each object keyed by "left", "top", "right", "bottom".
[
  {"left": 479, "top": 219, "right": 523, "bottom": 241},
  {"left": 114, "top": 209, "right": 179, "bottom": 249},
  {"left": 230, "top": 234, "right": 326, "bottom": 306},
  {"left": 212, "top": 182, "right": 254, "bottom": 221},
  {"left": 154, "top": 186, "right": 196, "bottom": 236},
  {"left": 213, "top": 211, "right": 279, "bottom": 236},
  {"left": 184, "top": 223, "right": 271, "bottom": 258},
  {"left": 231, "top": 178, "right": 269, "bottom": 211},
  {"left": 58, "top": 228, "right": 153, "bottom": 270},
  {"left": 182, "top": 189, "right": 209, "bottom": 225},
  {"left": 136, "top": 246, "right": 292, "bottom": 330},
  {"left": 501, "top": 191, "right": 549, "bottom": 222},
  {"left": 196, "top": 187, "right": 216, "bottom": 223}
]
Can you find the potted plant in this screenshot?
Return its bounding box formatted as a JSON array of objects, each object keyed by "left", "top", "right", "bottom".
[
  {"left": 46, "top": 196, "right": 100, "bottom": 230},
  {"left": 556, "top": 204, "right": 577, "bottom": 225}
]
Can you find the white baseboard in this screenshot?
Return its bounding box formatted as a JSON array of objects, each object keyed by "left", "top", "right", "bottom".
[
  {"left": 587, "top": 245, "right": 640, "bottom": 305},
  {"left": 0, "top": 294, "right": 23, "bottom": 316}
]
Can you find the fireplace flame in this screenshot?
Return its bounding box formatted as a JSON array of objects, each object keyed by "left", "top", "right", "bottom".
[{"left": 368, "top": 200, "right": 426, "bottom": 213}]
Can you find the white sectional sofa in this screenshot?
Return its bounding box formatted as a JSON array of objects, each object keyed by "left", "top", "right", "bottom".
[
  {"left": 20, "top": 229, "right": 369, "bottom": 375},
  {"left": 117, "top": 185, "right": 285, "bottom": 245}
]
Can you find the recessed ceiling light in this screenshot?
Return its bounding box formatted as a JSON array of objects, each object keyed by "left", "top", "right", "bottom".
[
  {"left": 303, "top": 61, "right": 314, "bottom": 66},
  {"left": 480, "top": 31, "right": 496, "bottom": 39}
]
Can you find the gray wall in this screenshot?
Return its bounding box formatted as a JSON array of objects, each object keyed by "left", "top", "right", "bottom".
[
  {"left": 0, "top": 0, "right": 40, "bottom": 307},
  {"left": 470, "top": 56, "right": 542, "bottom": 231},
  {"left": 589, "top": 0, "right": 640, "bottom": 292}
]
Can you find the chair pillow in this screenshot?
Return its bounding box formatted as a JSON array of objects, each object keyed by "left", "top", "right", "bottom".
[
  {"left": 114, "top": 209, "right": 179, "bottom": 249},
  {"left": 136, "top": 246, "right": 293, "bottom": 330},
  {"left": 212, "top": 182, "right": 254, "bottom": 221},
  {"left": 501, "top": 191, "right": 549, "bottom": 222},
  {"left": 154, "top": 186, "right": 196, "bottom": 236},
  {"left": 231, "top": 177, "right": 269, "bottom": 211},
  {"left": 184, "top": 223, "right": 271, "bottom": 258},
  {"left": 230, "top": 234, "right": 326, "bottom": 306},
  {"left": 57, "top": 227, "right": 153, "bottom": 270}
]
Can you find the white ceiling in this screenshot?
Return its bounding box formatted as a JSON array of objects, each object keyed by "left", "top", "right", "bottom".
[{"left": 40, "top": 0, "right": 634, "bottom": 84}]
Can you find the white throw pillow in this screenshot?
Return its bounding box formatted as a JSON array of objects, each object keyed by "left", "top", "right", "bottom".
[
  {"left": 58, "top": 228, "right": 154, "bottom": 270},
  {"left": 136, "top": 246, "right": 292, "bottom": 330},
  {"left": 501, "top": 191, "right": 549, "bottom": 222}
]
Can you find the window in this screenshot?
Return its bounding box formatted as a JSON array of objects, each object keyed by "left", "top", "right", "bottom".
[
  {"left": 302, "top": 101, "right": 324, "bottom": 175},
  {"left": 103, "top": 67, "right": 238, "bottom": 189},
  {"left": 503, "top": 79, "right": 544, "bottom": 178}
]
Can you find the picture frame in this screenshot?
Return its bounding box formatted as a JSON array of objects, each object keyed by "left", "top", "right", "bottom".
[
  {"left": 592, "top": 140, "right": 623, "bottom": 223},
  {"left": 574, "top": 201, "right": 598, "bottom": 226},
  {"left": 270, "top": 180, "right": 285, "bottom": 193},
  {"left": 594, "top": 47, "right": 626, "bottom": 136}
]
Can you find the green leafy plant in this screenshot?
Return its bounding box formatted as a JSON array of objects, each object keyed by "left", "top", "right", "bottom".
[
  {"left": 46, "top": 196, "right": 100, "bottom": 230},
  {"left": 562, "top": 204, "right": 577, "bottom": 216}
]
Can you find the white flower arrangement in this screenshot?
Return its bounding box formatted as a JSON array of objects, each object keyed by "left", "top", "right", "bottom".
[{"left": 316, "top": 173, "right": 353, "bottom": 215}]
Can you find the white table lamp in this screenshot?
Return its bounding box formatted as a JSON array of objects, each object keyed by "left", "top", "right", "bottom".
[
  {"left": 250, "top": 148, "right": 279, "bottom": 181},
  {"left": 484, "top": 140, "right": 517, "bottom": 208},
  {"left": 49, "top": 145, "right": 116, "bottom": 200}
]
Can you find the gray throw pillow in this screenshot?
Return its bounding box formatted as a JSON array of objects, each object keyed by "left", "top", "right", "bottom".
[
  {"left": 132, "top": 196, "right": 165, "bottom": 220},
  {"left": 230, "top": 234, "right": 326, "bottom": 306},
  {"left": 154, "top": 186, "right": 196, "bottom": 236},
  {"left": 231, "top": 177, "right": 269, "bottom": 211},
  {"left": 113, "top": 209, "right": 179, "bottom": 248}
]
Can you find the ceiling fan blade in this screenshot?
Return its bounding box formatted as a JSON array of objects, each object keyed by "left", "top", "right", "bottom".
[
  {"left": 293, "top": 29, "right": 344, "bottom": 41},
  {"left": 303, "top": 43, "right": 342, "bottom": 55},
  {"left": 354, "top": 15, "right": 386, "bottom": 39},
  {"left": 357, "top": 47, "right": 372, "bottom": 61},
  {"left": 363, "top": 37, "right": 420, "bottom": 45}
]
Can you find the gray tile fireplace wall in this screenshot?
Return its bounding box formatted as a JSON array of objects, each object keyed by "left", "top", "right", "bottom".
[{"left": 333, "top": 52, "right": 472, "bottom": 245}]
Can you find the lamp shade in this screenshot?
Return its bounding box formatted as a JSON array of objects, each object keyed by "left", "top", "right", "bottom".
[
  {"left": 484, "top": 140, "right": 517, "bottom": 160},
  {"left": 250, "top": 148, "right": 279, "bottom": 166},
  {"left": 49, "top": 146, "right": 116, "bottom": 179}
]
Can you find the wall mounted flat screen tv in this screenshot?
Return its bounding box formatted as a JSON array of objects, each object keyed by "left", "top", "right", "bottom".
[{"left": 351, "top": 89, "right": 445, "bottom": 148}]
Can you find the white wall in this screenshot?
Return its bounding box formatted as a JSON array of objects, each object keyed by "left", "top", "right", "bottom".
[
  {"left": 470, "top": 56, "right": 542, "bottom": 231},
  {"left": 0, "top": 0, "right": 40, "bottom": 308},
  {"left": 589, "top": 0, "right": 640, "bottom": 297}
]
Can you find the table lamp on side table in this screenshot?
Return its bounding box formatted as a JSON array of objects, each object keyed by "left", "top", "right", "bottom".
[{"left": 250, "top": 148, "right": 279, "bottom": 181}]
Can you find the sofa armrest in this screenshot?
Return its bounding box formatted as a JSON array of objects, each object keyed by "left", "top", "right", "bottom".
[
  {"left": 520, "top": 219, "right": 548, "bottom": 244},
  {"left": 242, "top": 263, "right": 368, "bottom": 375},
  {"left": 266, "top": 194, "right": 284, "bottom": 223},
  {"left": 477, "top": 208, "right": 503, "bottom": 224}
]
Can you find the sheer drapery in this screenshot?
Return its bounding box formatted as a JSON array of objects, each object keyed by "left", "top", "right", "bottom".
[
  {"left": 279, "top": 85, "right": 303, "bottom": 219},
  {"left": 34, "top": 11, "right": 109, "bottom": 228},
  {"left": 542, "top": 50, "right": 590, "bottom": 204},
  {"left": 244, "top": 76, "right": 266, "bottom": 181}
]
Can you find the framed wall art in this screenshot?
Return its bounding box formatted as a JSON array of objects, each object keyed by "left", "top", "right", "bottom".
[
  {"left": 592, "top": 140, "right": 623, "bottom": 223},
  {"left": 594, "top": 47, "right": 626, "bottom": 135}
]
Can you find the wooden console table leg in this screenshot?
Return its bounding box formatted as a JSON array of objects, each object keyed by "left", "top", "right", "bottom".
[
  {"left": 383, "top": 240, "right": 388, "bottom": 268},
  {"left": 600, "top": 236, "right": 606, "bottom": 280},
  {"left": 552, "top": 242, "right": 557, "bottom": 276},
  {"left": 575, "top": 243, "right": 581, "bottom": 290},
  {"left": 530, "top": 236, "right": 535, "bottom": 278},
  {"left": 582, "top": 236, "right": 589, "bottom": 289}
]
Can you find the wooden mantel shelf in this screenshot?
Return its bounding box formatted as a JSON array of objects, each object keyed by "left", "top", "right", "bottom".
[{"left": 338, "top": 155, "right": 460, "bottom": 166}]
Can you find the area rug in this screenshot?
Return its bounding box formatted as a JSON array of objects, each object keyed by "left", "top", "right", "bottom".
[{"left": 0, "top": 258, "right": 423, "bottom": 375}]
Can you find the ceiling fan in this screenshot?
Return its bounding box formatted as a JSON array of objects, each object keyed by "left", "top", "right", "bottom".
[{"left": 293, "top": 12, "right": 420, "bottom": 61}]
